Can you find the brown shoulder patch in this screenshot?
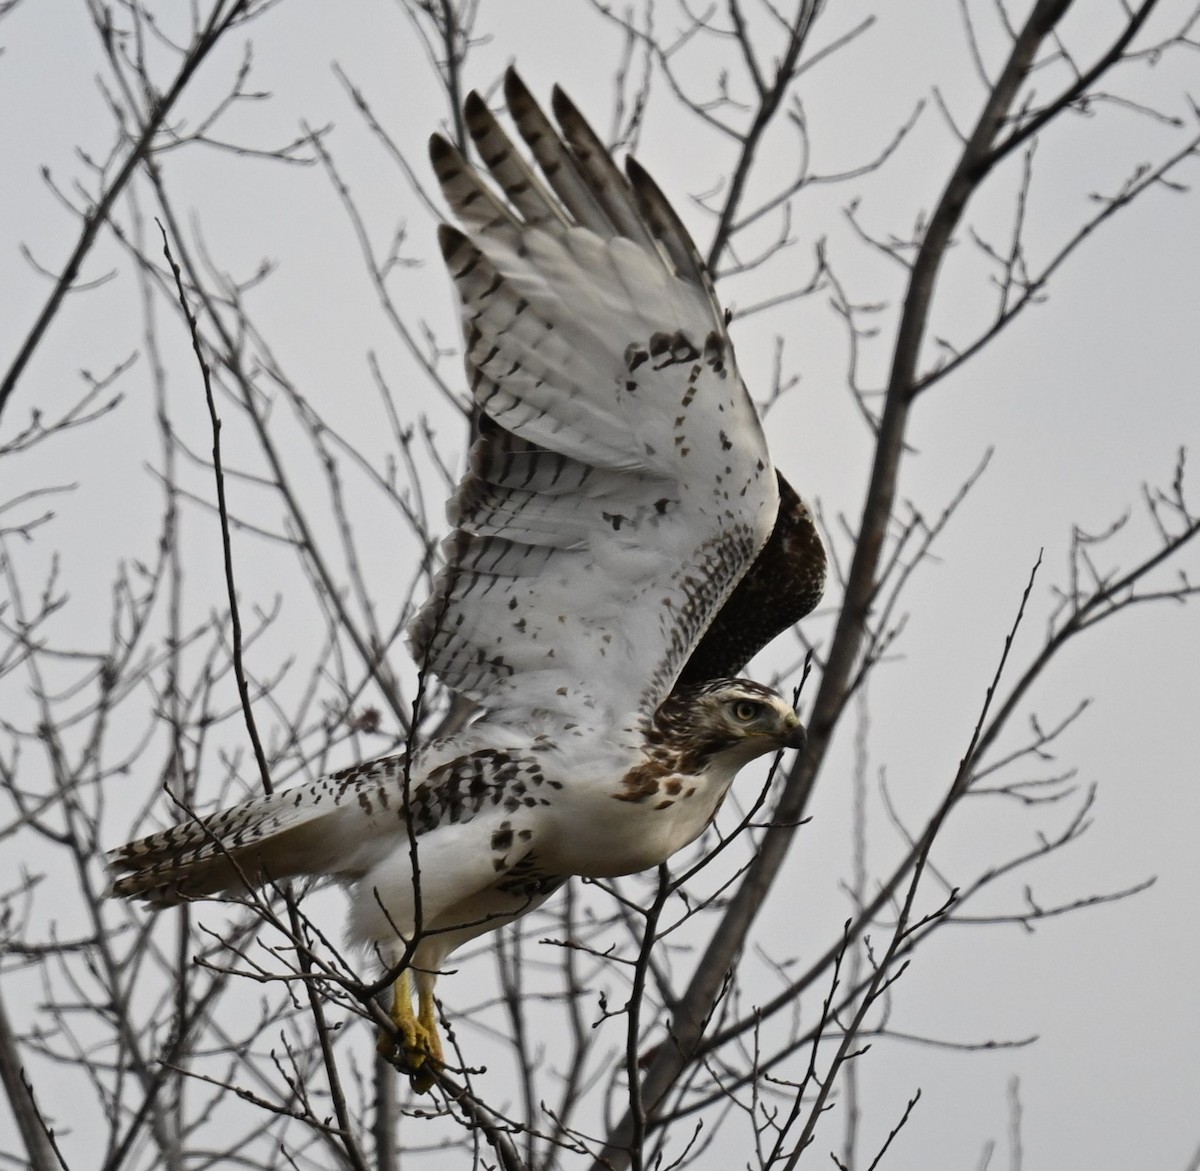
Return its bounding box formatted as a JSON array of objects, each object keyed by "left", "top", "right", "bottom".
[{"left": 613, "top": 760, "right": 670, "bottom": 804}]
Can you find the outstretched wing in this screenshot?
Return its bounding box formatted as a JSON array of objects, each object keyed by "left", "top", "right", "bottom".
[{"left": 409, "top": 70, "right": 779, "bottom": 724}]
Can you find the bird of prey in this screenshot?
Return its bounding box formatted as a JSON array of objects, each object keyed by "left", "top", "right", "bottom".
[{"left": 106, "top": 69, "right": 825, "bottom": 1090}]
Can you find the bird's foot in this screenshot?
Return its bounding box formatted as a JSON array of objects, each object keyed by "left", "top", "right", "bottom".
[
  {"left": 376, "top": 1018, "right": 442, "bottom": 1092},
  {"left": 377, "top": 968, "right": 444, "bottom": 1093}
]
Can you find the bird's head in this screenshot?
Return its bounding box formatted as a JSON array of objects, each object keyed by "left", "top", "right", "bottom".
[{"left": 652, "top": 678, "right": 806, "bottom": 772}]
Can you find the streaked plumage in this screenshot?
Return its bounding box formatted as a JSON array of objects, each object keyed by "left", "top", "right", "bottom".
[{"left": 107, "top": 69, "right": 825, "bottom": 1088}]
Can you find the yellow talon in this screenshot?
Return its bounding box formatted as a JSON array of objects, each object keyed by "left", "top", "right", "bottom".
[{"left": 377, "top": 968, "right": 444, "bottom": 1092}]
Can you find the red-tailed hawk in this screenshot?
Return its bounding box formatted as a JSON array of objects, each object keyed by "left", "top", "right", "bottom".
[{"left": 107, "top": 69, "right": 825, "bottom": 1090}]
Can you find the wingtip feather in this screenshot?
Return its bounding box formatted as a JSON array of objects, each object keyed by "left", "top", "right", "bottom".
[
  {"left": 429, "top": 132, "right": 454, "bottom": 166},
  {"left": 437, "top": 222, "right": 470, "bottom": 261}
]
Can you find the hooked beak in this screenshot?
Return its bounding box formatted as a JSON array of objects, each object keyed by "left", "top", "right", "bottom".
[{"left": 782, "top": 712, "right": 807, "bottom": 751}]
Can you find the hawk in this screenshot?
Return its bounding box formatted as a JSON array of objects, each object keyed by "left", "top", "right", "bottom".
[{"left": 107, "top": 70, "right": 826, "bottom": 1089}]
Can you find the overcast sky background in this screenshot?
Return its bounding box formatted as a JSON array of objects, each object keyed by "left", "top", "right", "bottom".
[{"left": 3, "top": 2, "right": 1200, "bottom": 1168}]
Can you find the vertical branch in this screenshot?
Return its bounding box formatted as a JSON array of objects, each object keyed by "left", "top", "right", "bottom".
[
  {"left": 138, "top": 176, "right": 194, "bottom": 1154},
  {"left": 158, "top": 226, "right": 273, "bottom": 797},
  {"left": 440, "top": 0, "right": 469, "bottom": 150},
  {"left": 840, "top": 689, "right": 872, "bottom": 1169},
  {"left": 707, "top": 0, "right": 820, "bottom": 270},
  {"left": 624, "top": 867, "right": 672, "bottom": 1171},
  {"left": 0, "top": 983, "right": 62, "bottom": 1171},
  {"left": 371, "top": 1057, "right": 399, "bottom": 1171},
  {"left": 161, "top": 225, "right": 371, "bottom": 1170}
]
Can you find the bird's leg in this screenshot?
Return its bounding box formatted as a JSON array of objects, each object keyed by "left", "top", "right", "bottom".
[
  {"left": 416, "top": 969, "right": 444, "bottom": 1064},
  {"left": 376, "top": 967, "right": 417, "bottom": 1066},
  {"left": 377, "top": 967, "right": 443, "bottom": 1092},
  {"left": 403, "top": 969, "right": 444, "bottom": 1093}
]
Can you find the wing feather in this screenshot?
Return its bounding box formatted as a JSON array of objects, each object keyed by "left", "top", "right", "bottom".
[
  {"left": 428, "top": 134, "right": 516, "bottom": 236},
  {"left": 411, "top": 69, "right": 779, "bottom": 722},
  {"left": 463, "top": 89, "right": 567, "bottom": 228},
  {"left": 503, "top": 70, "right": 621, "bottom": 238},
  {"left": 625, "top": 156, "right": 718, "bottom": 306},
  {"left": 676, "top": 473, "right": 827, "bottom": 687},
  {"left": 549, "top": 85, "right": 664, "bottom": 257}
]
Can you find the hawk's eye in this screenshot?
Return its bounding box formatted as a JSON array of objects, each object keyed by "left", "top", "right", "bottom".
[{"left": 731, "top": 699, "right": 761, "bottom": 723}]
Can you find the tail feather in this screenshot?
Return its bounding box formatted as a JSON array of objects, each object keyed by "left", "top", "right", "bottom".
[{"left": 106, "top": 763, "right": 405, "bottom": 905}]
